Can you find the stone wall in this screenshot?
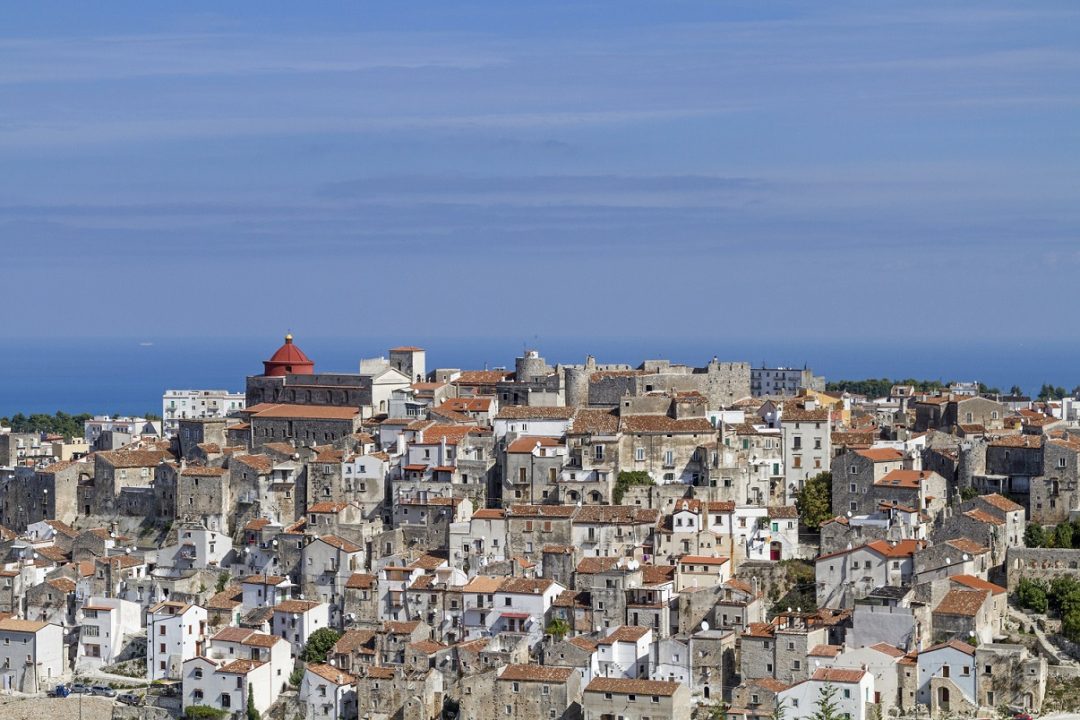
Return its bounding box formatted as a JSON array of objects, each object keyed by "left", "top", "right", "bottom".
[{"left": 1005, "top": 548, "right": 1080, "bottom": 590}]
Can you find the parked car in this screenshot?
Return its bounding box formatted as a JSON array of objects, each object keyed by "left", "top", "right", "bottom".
[
  {"left": 69, "top": 683, "right": 91, "bottom": 694},
  {"left": 90, "top": 685, "right": 117, "bottom": 697},
  {"left": 117, "top": 693, "right": 141, "bottom": 706},
  {"left": 48, "top": 684, "right": 70, "bottom": 698},
  {"left": 1012, "top": 714, "right": 1033, "bottom": 720}
]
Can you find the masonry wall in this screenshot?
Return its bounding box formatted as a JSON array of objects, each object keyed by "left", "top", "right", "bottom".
[{"left": 1005, "top": 548, "right": 1080, "bottom": 590}]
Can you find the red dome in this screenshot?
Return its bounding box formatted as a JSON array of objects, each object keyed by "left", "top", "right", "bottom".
[{"left": 263, "top": 334, "right": 315, "bottom": 377}]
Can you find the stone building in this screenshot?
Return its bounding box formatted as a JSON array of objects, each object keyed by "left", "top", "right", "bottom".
[
  {"left": 582, "top": 677, "right": 689, "bottom": 720},
  {"left": 1031, "top": 436, "right": 1080, "bottom": 524},
  {"left": 974, "top": 643, "right": 1046, "bottom": 713},
  {"left": 495, "top": 664, "right": 583, "bottom": 720}
]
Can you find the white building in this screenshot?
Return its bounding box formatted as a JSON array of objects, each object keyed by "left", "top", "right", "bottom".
[
  {"left": 147, "top": 601, "right": 207, "bottom": 680},
  {"left": 597, "top": 626, "right": 653, "bottom": 678},
  {"left": 450, "top": 508, "right": 508, "bottom": 574},
  {"left": 182, "top": 656, "right": 276, "bottom": 717},
  {"left": 77, "top": 597, "right": 141, "bottom": 669},
  {"left": 300, "top": 663, "right": 357, "bottom": 720},
  {"left": 493, "top": 406, "right": 575, "bottom": 440},
  {"left": 815, "top": 539, "right": 922, "bottom": 609},
  {"left": 780, "top": 402, "right": 832, "bottom": 503},
  {"left": 816, "top": 643, "right": 905, "bottom": 713},
  {"left": 271, "top": 600, "right": 330, "bottom": 658},
  {"left": 751, "top": 366, "right": 825, "bottom": 397},
  {"left": 0, "top": 618, "right": 64, "bottom": 692},
  {"left": 778, "top": 667, "right": 874, "bottom": 720},
  {"left": 83, "top": 416, "right": 159, "bottom": 445},
  {"left": 204, "top": 627, "right": 291, "bottom": 699},
  {"left": 462, "top": 576, "right": 564, "bottom": 645},
  {"left": 916, "top": 640, "right": 977, "bottom": 712},
  {"left": 157, "top": 526, "right": 233, "bottom": 572},
  {"left": 162, "top": 389, "right": 245, "bottom": 434}
]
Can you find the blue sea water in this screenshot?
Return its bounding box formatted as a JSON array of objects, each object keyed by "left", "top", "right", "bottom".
[{"left": 0, "top": 336, "right": 1075, "bottom": 417}]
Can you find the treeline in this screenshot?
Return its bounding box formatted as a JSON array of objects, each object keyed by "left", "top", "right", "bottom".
[
  {"left": 1024, "top": 521, "right": 1080, "bottom": 550},
  {"left": 0, "top": 411, "right": 92, "bottom": 440},
  {"left": 825, "top": 378, "right": 950, "bottom": 398}
]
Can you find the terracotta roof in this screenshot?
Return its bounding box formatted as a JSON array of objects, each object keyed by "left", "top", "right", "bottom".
[
  {"left": 678, "top": 555, "right": 729, "bottom": 566},
  {"left": 318, "top": 535, "right": 361, "bottom": 553},
  {"left": 408, "top": 554, "right": 447, "bottom": 570},
  {"left": 345, "top": 573, "right": 375, "bottom": 590},
  {"left": 499, "top": 577, "right": 555, "bottom": 594},
  {"left": 854, "top": 448, "right": 904, "bottom": 462},
  {"left": 585, "top": 677, "right": 681, "bottom": 696},
  {"left": 707, "top": 500, "right": 736, "bottom": 512},
  {"left": 598, "top": 626, "right": 650, "bottom": 644},
  {"left": 453, "top": 370, "right": 513, "bottom": 385},
  {"left": 576, "top": 556, "right": 621, "bottom": 574},
  {"left": 472, "top": 508, "right": 506, "bottom": 520},
  {"left": 409, "top": 639, "right": 447, "bottom": 654},
  {"left": 308, "top": 501, "right": 349, "bottom": 514},
  {"left": 951, "top": 575, "right": 1006, "bottom": 596},
  {"left": 575, "top": 505, "right": 659, "bottom": 525},
  {"left": 234, "top": 455, "right": 274, "bottom": 474},
  {"left": 273, "top": 600, "right": 321, "bottom": 613},
  {"left": 568, "top": 636, "right": 599, "bottom": 653},
  {"left": 865, "top": 539, "right": 923, "bottom": 558},
  {"left": 0, "top": 618, "right": 49, "bottom": 633},
  {"left": 989, "top": 434, "right": 1043, "bottom": 449},
  {"left": 243, "top": 518, "right": 271, "bottom": 532},
  {"left": 332, "top": 629, "right": 377, "bottom": 654},
  {"left": 869, "top": 642, "right": 906, "bottom": 658},
  {"left": 496, "top": 405, "right": 575, "bottom": 420},
  {"left": 934, "top": 589, "right": 989, "bottom": 617},
  {"left": 44, "top": 520, "right": 79, "bottom": 538},
  {"left": 809, "top": 644, "right": 842, "bottom": 657},
  {"left": 874, "top": 469, "right": 935, "bottom": 489},
  {"left": 782, "top": 407, "right": 829, "bottom": 423},
  {"left": 568, "top": 408, "right": 620, "bottom": 435},
  {"left": 964, "top": 508, "right": 1005, "bottom": 525},
  {"left": 363, "top": 666, "right": 395, "bottom": 679},
  {"left": 384, "top": 620, "right": 421, "bottom": 634},
  {"left": 207, "top": 585, "right": 243, "bottom": 610},
  {"left": 249, "top": 404, "right": 358, "bottom": 420},
  {"left": 242, "top": 575, "right": 287, "bottom": 586},
  {"left": 500, "top": 664, "right": 576, "bottom": 683},
  {"left": 641, "top": 565, "right": 676, "bottom": 585},
  {"left": 390, "top": 346, "right": 424, "bottom": 352},
  {"left": 306, "top": 663, "right": 356, "bottom": 685},
  {"left": 213, "top": 627, "right": 253, "bottom": 643},
  {"left": 97, "top": 449, "right": 171, "bottom": 468},
  {"left": 180, "top": 465, "right": 227, "bottom": 477},
  {"left": 768, "top": 505, "right": 798, "bottom": 519},
  {"left": 751, "top": 678, "right": 792, "bottom": 693},
  {"left": 811, "top": 668, "right": 865, "bottom": 683},
  {"left": 412, "top": 424, "right": 486, "bottom": 446},
  {"left": 943, "top": 538, "right": 989, "bottom": 556},
  {"left": 508, "top": 504, "right": 577, "bottom": 518},
  {"left": 507, "top": 436, "right": 564, "bottom": 454},
  {"left": 978, "top": 493, "right": 1023, "bottom": 513},
  {"left": 620, "top": 415, "right": 715, "bottom": 434},
  {"left": 921, "top": 639, "right": 975, "bottom": 656},
  {"left": 46, "top": 577, "right": 76, "bottom": 593}
]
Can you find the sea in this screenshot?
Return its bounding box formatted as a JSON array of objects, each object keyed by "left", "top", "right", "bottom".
[{"left": 0, "top": 335, "right": 1075, "bottom": 417}]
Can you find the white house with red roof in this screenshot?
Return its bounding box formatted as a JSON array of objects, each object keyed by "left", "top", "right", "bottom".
[
  {"left": 814, "top": 643, "right": 906, "bottom": 714},
  {"left": 450, "top": 506, "right": 508, "bottom": 573},
  {"left": 147, "top": 601, "right": 207, "bottom": 680},
  {"left": 916, "top": 640, "right": 977, "bottom": 714},
  {"left": 182, "top": 655, "right": 276, "bottom": 717},
  {"left": 271, "top": 599, "right": 329, "bottom": 658},
  {"left": 300, "top": 663, "right": 357, "bottom": 720},
  {"left": 597, "top": 625, "right": 653, "bottom": 679},
  {"left": 76, "top": 596, "right": 141, "bottom": 670},
  {"left": 778, "top": 667, "right": 874, "bottom": 720},
  {"left": 815, "top": 539, "right": 924, "bottom": 609}
]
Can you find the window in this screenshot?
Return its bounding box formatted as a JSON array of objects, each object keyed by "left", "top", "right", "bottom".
[
  {"left": 628, "top": 695, "right": 636, "bottom": 703},
  {"left": 542, "top": 685, "right": 550, "bottom": 695},
  {"left": 221, "top": 695, "right": 231, "bottom": 708},
  {"left": 194, "top": 668, "right": 203, "bottom": 679},
  {"left": 843, "top": 689, "right": 851, "bottom": 699},
  {"left": 594, "top": 445, "right": 604, "bottom": 461},
  {"left": 635, "top": 448, "right": 645, "bottom": 462},
  {"left": 850, "top": 483, "right": 857, "bottom": 493},
  {"left": 512, "top": 682, "right": 520, "bottom": 692}
]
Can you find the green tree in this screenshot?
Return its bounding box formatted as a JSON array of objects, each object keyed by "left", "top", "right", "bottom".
[
  {"left": 771, "top": 698, "right": 788, "bottom": 720},
  {"left": 1016, "top": 578, "right": 1048, "bottom": 613},
  {"left": 796, "top": 472, "right": 833, "bottom": 530},
  {"left": 810, "top": 682, "right": 842, "bottom": 720},
  {"left": 708, "top": 701, "right": 730, "bottom": 720},
  {"left": 1009, "top": 385, "right": 1023, "bottom": 396},
  {"left": 300, "top": 627, "right": 342, "bottom": 663},
  {"left": 1023, "top": 523, "right": 1046, "bottom": 548},
  {"left": 545, "top": 617, "right": 571, "bottom": 642},
  {"left": 613, "top": 471, "right": 654, "bottom": 504},
  {"left": 216, "top": 571, "right": 230, "bottom": 593},
  {"left": 247, "top": 683, "right": 258, "bottom": 720},
  {"left": 1053, "top": 523, "right": 1075, "bottom": 550},
  {"left": 186, "top": 707, "right": 229, "bottom": 720},
  {"left": 959, "top": 487, "right": 979, "bottom": 502},
  {"left": 1063, "top": 609, "right": 1080, "bottom": 643},
  {"left": 288, "top": 666, "right": 304, "bottom": 688}
]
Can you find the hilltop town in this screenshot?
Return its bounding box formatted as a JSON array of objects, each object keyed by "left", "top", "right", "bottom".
[{"left": 0, "top": 335, "right": 1079, "bottom": 720}]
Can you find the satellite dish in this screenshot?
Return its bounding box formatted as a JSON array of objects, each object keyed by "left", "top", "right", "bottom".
[
  {"left": 700, "top": 621, "right": 710, "bottom": 632},
  {"left": 962, "top": 554, "right": 969, "bottom": 561},
  {"left": 945, "top": 557, "right": 951, "bottom": 565},
  {"left": 846, "top": 511, "right": 852, "bottom": 518}
]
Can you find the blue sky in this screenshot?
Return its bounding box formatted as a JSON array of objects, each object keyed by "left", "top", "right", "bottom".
[{"left": 3, "top": 2, "right": 1079, "bottom": 343}]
